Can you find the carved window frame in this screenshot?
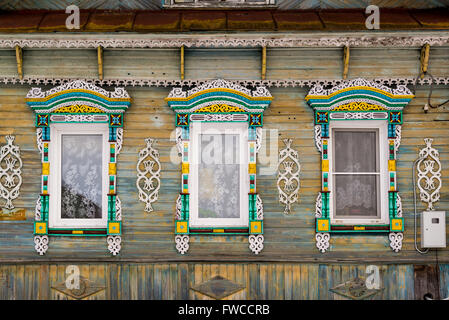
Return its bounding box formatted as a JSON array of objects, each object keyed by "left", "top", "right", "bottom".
[
  {"left": 166, "top": 79, "right": 272, "bottom": 254},
  {"left": 48, "top": 123, "right": 110, "bottom": 229},
  {"left": 25, "top": 81, "right": 131, "bottom": 255},
  {"left": 305, "top": 79, "right": 414, "bottom": 252}
]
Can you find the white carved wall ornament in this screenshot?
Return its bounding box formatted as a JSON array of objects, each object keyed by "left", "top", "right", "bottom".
[
  {"left": 136, "top": 138, "right": 161, "bottom": 213},
  {"left": 277, "top": 139, "right": 300, "bottom": 214},
  {"left": 50, "top": 114, "right": 109, "bottom": 123},
  {"left": 396, "top": 194, "right": 403, "bottom": 218},
  {"left": 249, "top": 235, "right": 264, "bottom": 255},
  {"left": 36, "top": 128, "right": 44, "bottom": 154},
  {"left": 25, "top": 80, "right": 130, "bottom": 99},
  {"left": 2, "top": 34, "right": 449, "bottom": 50},
  {"left": 315, "top": 233, "right": 330, "bottom": 253},
  {"left": 3, "top": 76, "right": 449, "bottom": 91},
  {"left": 394, "top": 125, "right": 402, "bottom": 153},
  {"left": 175, "top": 235, "right": 190, "bottom": 254},
  {"left": 107, "top": 235, "right": 121, "bottom": 256},
  {"left": 329, "top": 112, "right": 388, "bottom": 120},
  {"left": 190, "top": 114, "right": 248, "bottom": 122},
  {"left": 314, "top": 125, "right": 322, "bottom": 152},
  {"left": 174, "top": 194, "right": 182, "bottom": 220},
  {"left": 35, "top": 197, "right": 41, "bottom": 221},
  {"left": 0, "top": 135, "right": 23, "bottom": 209},
  {"left": 255, "top": 127, "right": 262, "bottom": 153},
  {"left": 417, "top": 138, "right": 442, "bottom": 211},
  {"left": 115, "top": 196, "right": 122, "bottom": 221},
  {"left": 389, "top": 232, "right": 403, "bottom": 253},
  {"left": 175, "top": 127, "right": 183, "bottom": 156},
  {"left": 256, "top": 194, "right": 264, "bottom": 220},
  {"left": 34, "top": 235, "right": 49, "bottom": 255},
  {"left": 315, "top": 192, "right": 322, "bottom": 218},
  {"left": 116, "top": 128, "right": 124, "bottom": 154}
]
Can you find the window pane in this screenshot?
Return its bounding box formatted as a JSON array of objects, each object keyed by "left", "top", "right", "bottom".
[
  {"left": 198, "top": 134, "right": 240, "bottom": 219},
  {"left": 61, "top": 135, "right": 103, "bottom": 219},
  {"left": 334, "top": 174, "right": 378, "bottom": 217},
  {"left": 334, "top": 130, "right": 377, "bottom": 172}
]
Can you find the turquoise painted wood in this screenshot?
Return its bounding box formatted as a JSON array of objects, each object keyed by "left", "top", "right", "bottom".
[
  {"left": 0, "top": 84, "right": 448, "bottom": 263},
  {"left": 0, "top": 263, "right": 436, "bottom": 300},
  {"left": 0, "top": 46, "right": 447, "bottom": 299}
]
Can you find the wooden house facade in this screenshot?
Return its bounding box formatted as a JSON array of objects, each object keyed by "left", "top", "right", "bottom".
[{"left": 0, "top": 1, "right": 448, "bottom": 300}]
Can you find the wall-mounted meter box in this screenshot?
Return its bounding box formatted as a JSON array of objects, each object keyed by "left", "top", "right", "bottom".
[{"left": 421, "top": 211, "right": 446, "bottom": 248}]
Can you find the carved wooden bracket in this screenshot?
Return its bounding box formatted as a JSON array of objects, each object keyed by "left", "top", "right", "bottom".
[
  {"left": 420, "top": 43, "right": 430, "bottom": 78},
  {"left": 15, "top": 45, "right": 23, "bottom": 80},
  {"left": 343, "top": 45, "right": 350, "bottom": 79},
  {"left": 261, "top": 46, "right": 267, "bottom": 80},
  {"left": 180, "top": 45, "right": 185, "bottom": 81},
  {"left": 97, "top": 46, "right": 103, "bottom": 80}
]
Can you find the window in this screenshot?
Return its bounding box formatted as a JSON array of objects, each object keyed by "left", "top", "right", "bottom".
[
  {"left": 49, "top": 123, "right": 109, "bottom": 229},
  {"left": 166, "top": 79, "right": 272, "bottom": 254},
  {"left": 305, "top": 78, "right": 414, "bottom": 252},
  {"left": 329, "top": 121, "right": 388, "bottom": 225},
  {"left": 190, "top": 122, "right": 248, "bottom": 228},
  {"left": 26, "top": 80, "right": 131, "bottom": 255}
]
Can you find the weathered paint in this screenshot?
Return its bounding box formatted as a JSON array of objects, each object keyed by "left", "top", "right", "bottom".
[
  {"left": 2, "top": 0, "right": 447, "bottom": 10},
  {"left": 0, "top": 46, "right": 447, "bottom": 299},
  {"left": 0, "top": 263, "right": 446, "bottom": 300},
  {"left": 0, "top": 79, "right": 448, "bottom": 263}
]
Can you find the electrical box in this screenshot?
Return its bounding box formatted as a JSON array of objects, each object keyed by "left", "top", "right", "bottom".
[{"left": 421, "top": 211, "right": 446, "bottom": 248}]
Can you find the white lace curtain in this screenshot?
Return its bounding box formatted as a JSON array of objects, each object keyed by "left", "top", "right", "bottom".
[
  {"left": 61, "top": 135, "right": 103, "bottom": 219},
  {"left": 333, "top": 130, "right": 378, "bottom": 217},
  {"left": 198, "top": 134, "right": 240, "bottom": 219}
]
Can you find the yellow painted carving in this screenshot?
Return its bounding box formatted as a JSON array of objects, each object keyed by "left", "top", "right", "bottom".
[
  {"left": 213, "top": 229, "right": 225, "bottom": 233},
  {"left": 322, "top": 160, "right": 329, "bottom": 172},
  {"left": 53, "top": 105, "right": 104, "bottom": 113},
  {"left": 194, "top": 104, "right": 246, "bottom": 113},
  {"left": 108, "top": 222, "right": 121, "bottom": 234},
  {"left": 317, "top": 219, "right": 330, "bottom": 232},
  {"left": 333, "top": 102, "right": 386, "bottom": 111},
  {"left": 109, "top": 163, "right": 116, "bottom": 175},
  {"left": 354, "top": 226, "right": 365, "bottom": 230},
  {"left": 250, "top": 221, "right": 262, "bottom": 234},
  {"left": 388, "top": 160, "right": 396, "bottom": 172},
  {"left": 34, "top": 222, "right": 47, "bottom": 234},
  {"left": 391, "top": 218, "right": 403, "bottom": 231},
  {"left": 42, "top": 163, "right": 50, "bottom": 175},
  {"left": 176, "top": 221, "right": 188, "bottom": 234},
  {"left": 182, "top": 163, "right": 189, "bottom": 174},
  {"left": 72, "top": 230, "right": 83, "bottom": 234},
  {"left": 0, "top": 208, "right": 26, "bottom": 221},
  {"left": 248, "top": 163, "right": 257, "bottom": 174}
]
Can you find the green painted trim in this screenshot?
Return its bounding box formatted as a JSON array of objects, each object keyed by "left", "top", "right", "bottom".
[
  {"left": 188, "top": 233, "right": 250, "bottom": 235},
  {"left": 30, "top": 97, "right": 128, "bottom": 112},
  {"left": 329, "top": 230, "right": 390, "bottom": 234}
]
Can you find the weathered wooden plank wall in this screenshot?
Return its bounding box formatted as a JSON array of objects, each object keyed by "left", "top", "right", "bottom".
[
  {"left": 2, "top": 263, "right": 441, "bottom": 300},
  {"left": 0, "top": 47, "right": 447, "bottom": 80},
  {"left": 0, "top": 47, "right": 447, "bottom": 265}
]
